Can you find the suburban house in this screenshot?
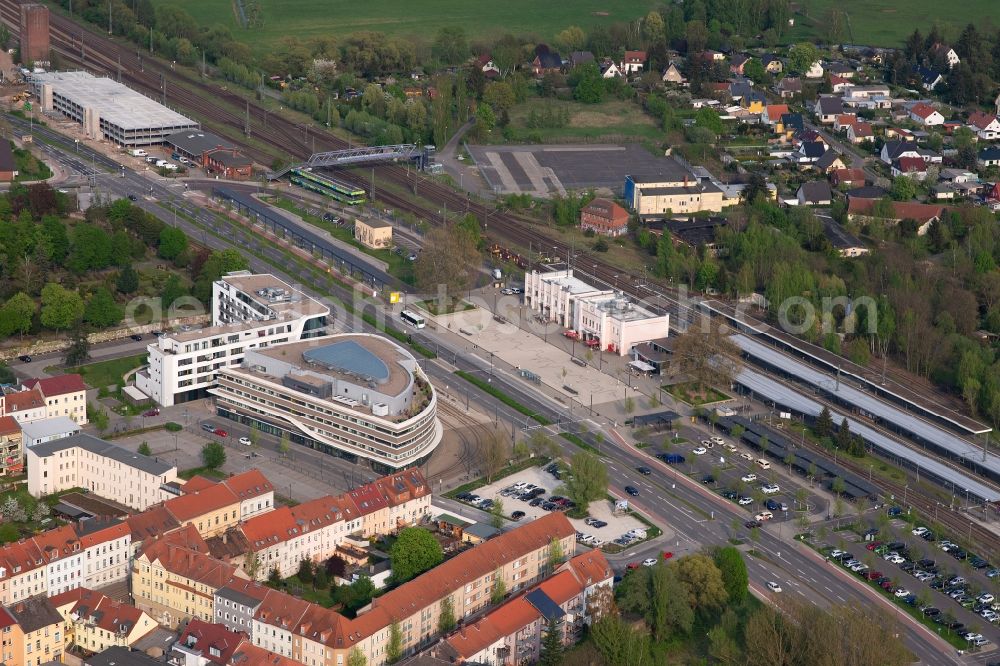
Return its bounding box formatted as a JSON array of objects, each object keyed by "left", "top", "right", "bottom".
[
  {"left": 829, "top": 74, "right": 854, "bottom": 93},
  {"left": 891, "top": 156, "right": 930, "bottom": 180},
  {"left": 846, "top": 121, "right": 874, "bottom": 144},
  {"left": 918, "top": 66, "right": 944, "bottom": 91},
  {"left": 791, "top": 141, "right": 828, "bottom": 164},
  {"left": 762, "top": 104, "right": 789, "bottom": 125},
  {"left": 931, "top": 44, "right": 960, "bottom": 69},
  {"left": 814, "top": 96, "right": 844, "bottom": 124},
  {"left": 599, "top": 60, "right": 621, "bottom": 79},
  {"left": 826, "top": 62, "right": 856, "bottom": 78},
  {"left": 476, "top": 54, "right": 500, "bottom": 78},
  {"left": 568, "top": 51, "right": 594, "bottom": 68},
  {"left": 661, "top": 63, "right": 685, "bottom": 84},
  {"left": 909, "top": 102, "right": 945, "bottom": 126},
  {"left": 730, "top": 55, "right": 750, "bottom": 75},
  {"left": 531, "top": 51, "right": 562, "bottom": 77},
  {"left": 814, "top": 150, "right": 847, "bottom": 174},
  {"left": 579, "top": 198, "right": 630, "bottom": 237},
  {"left": 762, "top": 55, "right": 783, "bottom": 73},
  {"left": 979, "top": 147, "right": 1000, "bottom": 168},
  {"left": 834, "top": 114, "right": 857, "bottom": 132},
  {"left": 881, "top": 141, "right": 941, "bottom": 165},
  {"left": 776, "top": 112, "right": 804, "bottom": 138},
  {"left": 797, "top": 181, "right": 833, "bottom": 206},
  {"left": 968, "top": 112, "right": 1000, "bottom": 141},
  {"left": 831, "top": 168, "right": 866, "bottom": 188},
  {"left": 805, "top": 61, "right": 824, "bottom": 78},
  {"left": 775, "top": 76, "right": 801, "bottom": 98},
  {"left": 621, "top": 50, "right": 647, "bottom": 74}
]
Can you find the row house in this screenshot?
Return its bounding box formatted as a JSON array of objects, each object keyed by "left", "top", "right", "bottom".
[
  {"left": 22, "top": 376, "right": 88, "bottom": 425},
  {"left": 50, "top": 587, "right": 158, "bottom": 654},
  {"left": 2, "top": 596, "right": 65, "bottom": 666},
  {"left": 125, "top": 505, "right": 182, "bottom": 559},
  {"left": 437, "top": 551, "right": 615, "bottom": 665},
  {"left": 214, "top": 579, "right": 270, "bottom": 636},
  {"left": 132, "top": 526, "right": 247, "bottom": 629},
  {"left": 168, "top": 620, "right": 298, "bottom": 666},
  {"left": 162, "top": 483, "right": 241, "bottom": 539},
  {"left": 0, "top": 416, "right": 23, "bottom": 476},
  {"left": 0, "top": 523, "right": 90, "bottom": 606},
  {"left": 78, "top": 518, "right": 132, "bottom": 589},
  {"left": 179, "top": 470, "right": 275, "bottom": 522}
]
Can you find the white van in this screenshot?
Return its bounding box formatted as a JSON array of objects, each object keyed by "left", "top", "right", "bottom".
[
  {"left": 130, "top": 148, "right": 147, "bottom": 157},
  {"left": 155, "top": 159, "right": 168, "bottom": 168},
  {"left": 756, "top": 458, "right": 771, "bottom": 470}
]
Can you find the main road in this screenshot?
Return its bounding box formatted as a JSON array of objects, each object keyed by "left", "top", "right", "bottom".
[{"left": 20, "top": 118, "right": 965, "bottom": 664}]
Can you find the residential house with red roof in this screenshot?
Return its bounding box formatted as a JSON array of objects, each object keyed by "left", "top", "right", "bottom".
[
  {"left": 22, "top": 375, "right": 88, "bottom": 425},
  {"left": 31, "top": 523, "right": 83, "bottom": 597},
  {"left": 3, "top": 388, "right": 47, "bottom": 424},
  {"left": 579, "top": 199, "right": 629, "bottom": 237},
  {"left": 132, "top": 524, "right": 246, "bottom": 628},
  {"left": 77, "top": 517, "right": 132, "bottom": 588},
  {"left": 181, "top": 470, "right": 275, "bottom": 521},
  {"left": 171, "top": 618, "right": 248, "bottom": 666},
  {"left": 762, "top": 104, "right": 789, "bottom": 125},
  {"left": 968, "top": 111, "right": 1000, "bottom": 141},
  {"left": 909, "top": 102, "right": 944, "bottom": 126},
  {"left": 621, "top": 50, "right": 647, "bottom": 75},
  {"left": 846, "top": 121, "right": 874, "bottom": 144},
  {"left": 163, "top": 481, "right": 241, "bottom": 538},
  {"left": 892, "top": 156, "right": 930, "bottom": 180},
  {"left": 50, "top": 587, "right": 158, "bottom": 653},
  {"left": 831, "top": 168, "right": 866, "bottom": 188}
]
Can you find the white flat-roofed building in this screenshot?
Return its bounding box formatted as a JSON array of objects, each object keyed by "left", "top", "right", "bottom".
[
  {"left": 525, "top": 268, "right": 669, "bottom": 356},
  {"left": 29, "top": 70, "right": 197, "bottom": 146},
  {"left": 26, "top": 433, "right": 178, "bottom": 509},
  {"left": 136, "top": 272, "right": 330, "bottom": 406},
  {"left": 20, "top": 415, "right": 80, "bottom": 447},
  {"left": 209, "top": 334, "right": 441, "bottom": 473}
]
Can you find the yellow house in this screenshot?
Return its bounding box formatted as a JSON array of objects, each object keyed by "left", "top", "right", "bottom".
[
  {"left": 163, "top": 482, "right": 241, "bottom": 538},
  {"left": 354, "top": 218, "right": 393, "bottom": 250},
  {"left": 3, "top": 597, "right": 65, "bottom": 666},
  {"left": 50, "top": 588, "right": 158, "bottom": 654},
  {"left": 132, "top": 526, "right": 246, "bottom": 628}
]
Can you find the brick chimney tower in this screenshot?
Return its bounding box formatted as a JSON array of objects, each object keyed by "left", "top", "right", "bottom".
[{"left": 19, "top": 4, "right": 50, "bottom": 66}]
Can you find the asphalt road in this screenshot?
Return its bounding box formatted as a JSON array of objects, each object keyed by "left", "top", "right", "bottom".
[{"left": 17, "top": 116, "right": 971, "bottom": 664}]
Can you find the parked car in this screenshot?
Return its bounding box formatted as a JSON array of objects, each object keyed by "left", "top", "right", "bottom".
[
  {"left": 239, "top": 436, "right": 252, "bottom": 446},
  {"left": 213, "top": 428, "right": 228, "bottom": 437},
  {"left": 692, "top": 447, "right": 707, "bottom": 455},
  {"left": 741, "top": 473, "right": 758, "bottom": 483},
  {"left": 142, "top": 408, "right": 160, "bottom": 417},
  {"left": 16, "top": 355, "right": 31, "bottom": 363},
  {"left": 642, "top": 558, "right": 658, "bottom": 567}
]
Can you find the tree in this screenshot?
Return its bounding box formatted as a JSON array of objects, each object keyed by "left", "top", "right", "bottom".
[
  {"left": 815, "top": 405, "right": 833, "bottom": 437},
  {"left": 590, "top": 615, "right": 654, "bottom": 666},
  {"left": 547, "top": 536, "right": 564, "bottom": 570},
  {"left": 267, "top": 566, "right": 281, "bottom": 586},
  {"left": 386, "top": 621, "right": 402, "bottom": 664},
  {"left": 297, "top": 558, "right": 314, "bottom": 584},
  {"left": 558, "top": 450, "right": 608, "bottom": 515},
  {"left": 685, "top": 20, "right": 708, "bottom": 54},
  {"left": 475, "top": 102, "right": 496, "bottom": 135},
  {"left": 743, "top": 58, "right": 766, "bottom": 83},
  {"left": 489, "top": 497, "right": 505, "bottom": 529},
  {"left": 0, "top": 292, "right": 36, "bottom": 337},
  {"left": 432, "top": 26, "right": 468, "bottom": 65},
  {"left": 389, "top": 527, "right": 444, "bottom": 583},
  {"left": 347, "top": 647, "right": 367, "bottom": 666},
  {"left": 158, "top": 226, "right": 188, "bottom": 260},
  {"left": 64, "top": 329, "right": 91, "bottom": 367},
  {"left": 674, "top": 553, "right": 728, "bottom": 615},
  {"left": 201, "top": 441, "right": 226, "bottom": 469},
  {"left": 714, "top": 547, "right": 748, "bottom": 603},
  {"left": 40, "top": 283, "right": 84, "bottom": 331},
  {"left": 570, "top": 62, "right": 605, "bottom": 103},
  {"left": 245, "top": 551, "right": 262, "bottom": 580},
  {"left": 788, "top": 42, "right": 820, "bottom": 74},
  {"left": 835, "top": 417, "right": 853, "bottom": 453},
  {"left": 538, "top": 617, "right": 563, "bottom": 666},
  {"left": 891, "top": 175, "right": 918, "bottom": 201},
  {"left": 555, "top": 25, "right": 586, "bottom": 53},
  {"left": 31, "top": 502, "right": 49, "bottom": 522},
  {"left": 138, "top": 442, "right": 152, "bottom": 456},
  {"left": 490, "top": 568, "right": 506, "bottom": 604},
  {"left": 480, "top": 427, "right": 508, "bottom": 483},
  {"left": 162, "top": 274, "right": 187, "bottom": 310},
  {"left": 438, "top": 596, "right": 456, "bottom": 633},
  {"left": 116, "top": 265, "right": 139, "bottom": 294},
  {"left": 414, "top": 225, "right": 481, "bottom": 305},
  {"left": 740, "top": 172, "right": 769, "bottom": 205},
  {"left": 694, "top": 107, "right": 724, "bottom": 135},
  {"left": 83, "top": 287, "right": 124, "bottom": 328},
  {"left": 671, "top": 318, "right": 741, "bottom": 395}
]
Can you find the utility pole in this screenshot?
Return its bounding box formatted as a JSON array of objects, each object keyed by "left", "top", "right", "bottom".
[
  {"left": 108, "top": 0, "right": 112, "bottom": 35},
  {"left": 245, "top": 100, "right": 250, "bottom": 137},
  {"left": 161, "top": 74, "right": 166, "bottom": 105},
  {"left": 117, "top": 55, "right": 121, "bottom": 82},
  {"left": 202, "top": 49, "right": 206, "bottom": 77},
  {"left": 149, "top": 25, "right": 153, "bottom": 54}
]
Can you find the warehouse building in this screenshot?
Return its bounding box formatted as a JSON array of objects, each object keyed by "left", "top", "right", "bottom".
[
  {"left": 624, "top": 160, "right": 726, "bottom": 218},
  {"left": 29, "top": 71, "right": 197, "bottom": 146}
]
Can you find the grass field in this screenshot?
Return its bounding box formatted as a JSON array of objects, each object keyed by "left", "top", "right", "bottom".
[
  {"left": 154, "top": 0, "right": 656, "bottom": 55},
  {"left": 57, "top": 353, "right": 148, "bottom": 391},
  {"left": 792, "top": 0, "right": 995, "bottom": 46},
  {"left": 503, "top": 98, "right": 662, "bottom": 144}
]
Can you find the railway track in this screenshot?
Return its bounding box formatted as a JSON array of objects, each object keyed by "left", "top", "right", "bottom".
[{"left": 434, "top": 402, "right": 492, "bottom": 484}]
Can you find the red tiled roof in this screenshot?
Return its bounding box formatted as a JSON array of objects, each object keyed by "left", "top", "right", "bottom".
[
  {"left": 896, "top": 156, "right": 927, "bottom": 172},
  {"left": 623, "top": 50, "right": 647, "bottom": 62},
  {"left": 222, "top": 470, "right": 274, "bottom": 501},
  {"left": 254, "top": 588, "right": 310, "bottom": 630},
  {"left": 851, "top": 122, "right": 874, "bottom": 137},
  {"left": 126, "top": 505, "right": 181, "bottom": 541},
  {"left": 910, "top": 102, "right": 938, "bottom": 119},
  {"left": 140, "top": 537, "right": 240, "bottom": 588},
  {"left": 164, "top": 482, "right": 239, "bottom": 522},
  {"left": 77, "top": 519, "right": 131, "bottom": 549},
  {"left": 178, "top": 618, "right": 248, "bottom": 665},
  {"left": 969, "top": 111, "right": 999, "bottom": 130},
  {"left": 0, "top": 607, "right": 15, "bottom": 629},
  {"left": 230, "top": 641, "right": 301, "bottom": 666},
  {"left": 370, "top": 512, "right": 574, "bottom": 626},
  {"left": 563, "top": 550, "right": 613, "bottom": 587},
  {"left": 832, "top": 168, "right": 866, "bottom": 184},
  {"left": 240, "top": 506, "right": 296, "bottom": 551},
  {"left": 581, "top": 198, "right": 629, "bottom": 227},
  {"left": 5, "top": 388, "right": 45, "bottom": 414},
  {"left": 766, "top": 104, "right": 789, "bottom": 119},
  {"left": 346, "top": 482, "right": 389, "bottom": 516},
  {"left": 848, "top": 198, "right": 945, "bottom": 222},
  {"left": 180, "top": 476, "right": 217, "bottom": 494},
  {"left": 32, "top": 524, "right": 80, "bottom": 561},
  {"left": 0, "top": 415, "right": 19, "bottom": 436},
  {"left": 50, "top": 587, "right": 154, "bottom": 638},
  {"left": 23, "top": 374, "right": 86, "bottom": 397}
]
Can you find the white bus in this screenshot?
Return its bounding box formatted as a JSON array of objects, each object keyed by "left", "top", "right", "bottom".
[{"left": 401, "top": 310, "right": 425, "bottom": 328}]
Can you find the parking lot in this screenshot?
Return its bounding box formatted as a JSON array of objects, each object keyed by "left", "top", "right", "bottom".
[
  {"left": 454, "top": 465, "right": 650, "bottom": 547},
  {"left": 814, "top": 515, "right": 1000, "bottom": 652},
  {"left": 640, "top": 430, "right": 828, "bottom": 530}
]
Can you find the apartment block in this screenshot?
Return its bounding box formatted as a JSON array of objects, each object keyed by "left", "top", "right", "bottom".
[
  {"left": 137, "top": 272, "right": 329, "bottom": 407},
  {"left": 179, "top": 470, "right": 275, "bottom": 521},
  {"left": 27, "top": 433, "right": 178, "bottom": 510},
  {"left": 77, "top": 518, "right": 132, "bottom": 589},
  {"left": 0, "top": 416, "right": 23, "bottom": 476},
  {"left": 4, "top": 596, "right": 65, "bottom": 666},
  {"left": 22, "top": 376, "right": 88, "bottom": 425},
  {"left": 170, "top": 618, "right": 247, "bottom": 666}
]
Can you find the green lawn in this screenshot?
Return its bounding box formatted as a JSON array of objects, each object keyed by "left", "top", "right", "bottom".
[
  {"left": 178, "top": 466, "right": 228, "bottom": 481},
  {"left": 790, "top": 0, "right": 993, "bottom": 47},
  {"left": 663, "top": 382, "right": 730, "bottom": 406},
  {"left": 13, "top": 145, "right": 52, "bottom": 181},
  {"left": 154, "top": 0, "right": 658, "bottom": 56},
  {"left": 60, "top": 353, "right": 148, "bottom": 391},
  {"left": 501, "top": 98, "right": 662, "bottom": 144}
]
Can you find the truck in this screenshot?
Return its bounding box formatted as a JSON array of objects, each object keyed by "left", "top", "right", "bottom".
[
  {"left": 130, "top": 148, "right": 147, "bottom": 157},
  {"left": 492, "top": 268, "right": 502, "bottom": 280}
]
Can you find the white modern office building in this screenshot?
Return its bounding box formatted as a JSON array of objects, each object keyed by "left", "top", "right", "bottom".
[
  {"left": 136, "top": 272, "right": 329, "bottom": 406},
  {"left": 29, "top": 71, "right": 198, "bottom": 146},
  {"left": 209, "top": 334, "right": 442, "bottom": 473},
  {"left": 525, "top": 267, "right": 669, "bottom": 356}
]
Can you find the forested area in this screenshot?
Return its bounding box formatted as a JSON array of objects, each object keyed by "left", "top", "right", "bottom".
[{"left": 0, "top": 184, "right": 248, "bottom": 339}]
